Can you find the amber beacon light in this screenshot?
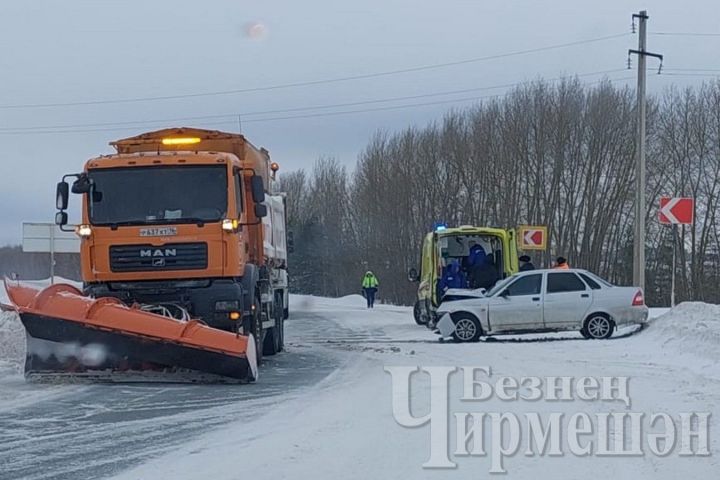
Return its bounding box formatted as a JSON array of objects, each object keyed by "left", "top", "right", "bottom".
[{"left": 161, "top": 137, "right": 202, "bottom": 146}]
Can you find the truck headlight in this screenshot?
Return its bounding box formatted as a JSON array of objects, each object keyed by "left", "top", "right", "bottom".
[
  {"left": 222, "top": 219, "right": 238, "bottom": 232},
  {"left": 75, "top": 224, "right": 92, "bottom": 238}
]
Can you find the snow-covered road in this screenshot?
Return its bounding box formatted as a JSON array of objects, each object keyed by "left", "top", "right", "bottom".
[
  {"left": 1, "top": 293, "right": 718, "bottom": 479},
  {"left": 0, "top": 308, "right": 346, "bottom": 480}
]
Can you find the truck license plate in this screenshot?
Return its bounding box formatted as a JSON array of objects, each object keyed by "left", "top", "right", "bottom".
[{"left": 139, "top": 227, "right": 178, "bottom": 237}]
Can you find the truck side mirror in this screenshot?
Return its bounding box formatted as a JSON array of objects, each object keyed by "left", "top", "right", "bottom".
[
  {"left": 251, "top": 175, "right": 265, "bottom": 203},
  {"left": 55, "top": 211, "right": 68, "bottom": 226},
  {"left": 254, "top": 203, "right": 268, "bottom": 218},
  {"left": 56, "top": 182, "right": 69, "bottom": 210},
  {"left": 71, "top": 173, "right": 91, "bottom": 194},
  {"left": 408, "top": 268, "right": 420, "bottom": 282}
]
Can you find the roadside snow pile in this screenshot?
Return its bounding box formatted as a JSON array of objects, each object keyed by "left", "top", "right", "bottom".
[
  {"left": 0, "top": 311, "right": 25, "bottom": 376},
  {"left": 647, "top": 301, "right": 720, "bottom": 361},
  {"left": 0, "top": 280, "right": 28, "bottom": 376},
  {"left": 291, "top": 294, "right": 369, "bottom": 311},
  {"left": 332, "top": 294, "right": 368, "bottom": 308}
]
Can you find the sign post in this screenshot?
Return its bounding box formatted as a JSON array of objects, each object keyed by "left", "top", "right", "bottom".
[
  {"left": 658, "top": 197, "right": 694, "bottom": 307},
  {"left": 670, "top": 224, "right": 677, "bottom": 307},
  {"left": 22, "top": 222, "right": 80, "bottom": 283}
]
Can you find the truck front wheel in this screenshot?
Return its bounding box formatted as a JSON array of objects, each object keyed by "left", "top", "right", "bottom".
[{"left": 244, "top": 297, "right": 263, "bottom": 364}]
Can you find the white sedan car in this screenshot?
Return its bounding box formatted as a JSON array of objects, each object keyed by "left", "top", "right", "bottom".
[{"left": 436, "top": 269, "right": 648, "bottom": 342}]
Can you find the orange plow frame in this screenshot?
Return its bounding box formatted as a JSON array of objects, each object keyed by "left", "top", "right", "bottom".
[{"left": 3, "top": 280, "right": 257, "bottom": 382}]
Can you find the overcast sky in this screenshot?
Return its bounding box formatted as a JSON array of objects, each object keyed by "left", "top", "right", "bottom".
[{"left": 0, "top": 0, "right": 717, "bottom": 245}]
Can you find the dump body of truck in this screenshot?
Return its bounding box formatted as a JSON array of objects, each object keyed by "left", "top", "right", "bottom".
[
  {"left": 12, "top": 127, "right": 290, "bottom": 382},
  {"left": 412, "top": 225, "right": 518, "bottom": 326}
]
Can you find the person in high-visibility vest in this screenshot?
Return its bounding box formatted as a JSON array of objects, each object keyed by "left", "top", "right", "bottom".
[
  {"left": 554, "top": 256, "right": 570, "bottom": 270},
  {"left": 362, "top": 271, "right": 379, "bottom": 308}
]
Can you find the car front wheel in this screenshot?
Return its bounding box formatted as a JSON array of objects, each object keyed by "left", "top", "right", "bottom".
[
  {"left": 451, "top": 313, "right": 483, "bottom": 343},
  {"left": 583, "top": 314, "right": 614, "bottom": 339}
]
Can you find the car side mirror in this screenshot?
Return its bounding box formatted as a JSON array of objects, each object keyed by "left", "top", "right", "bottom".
[
  {"left": 254, "top": 203, "right": 268, "bottom": 218},
  {"left": 408, "top": 268, "right": 420, "bottom": 282},
  {"left": 56, "top": 182, "right": 69, "bottom": 210},
  {"left": 479, "top": 288, "right": 487, "bottom": 296},
  {"left": 251, "top": 175, "right": 265, "bottom": 203},
  {"left": 55, "top": 211, "right": 68, "bottom": 226}
]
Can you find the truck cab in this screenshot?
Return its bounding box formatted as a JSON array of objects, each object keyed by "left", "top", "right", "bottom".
[
  {"left": 54, "top": 128, "right": 289, "bottom": 358},
  {"left": 409, "top": 225, "right": 518, "bottom": 326}
]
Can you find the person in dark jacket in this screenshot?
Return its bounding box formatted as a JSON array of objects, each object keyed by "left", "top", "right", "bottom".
[
  {"left": 464, "top": 244, "right": 486, "bottom": 271},
  {"left": 469, "top": 253, "right": 499, "bottom": 289},
  {"left": 439, "top": 260, "right": 466, "bottom": 295},
  {"left": 519, "top": 255, "right": 536, "bottom": 271}
]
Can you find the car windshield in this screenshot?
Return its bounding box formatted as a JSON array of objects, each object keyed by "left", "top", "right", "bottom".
[
  {"left": 88, "top": 165, "right": 228, "bottom": 226},
  {"left": 485, "top": 275, "right": 515, "bottom": 297}
]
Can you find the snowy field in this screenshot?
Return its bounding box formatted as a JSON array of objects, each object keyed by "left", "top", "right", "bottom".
[{"left": 0, "top": 283, "right": 718, "bottom": 479}]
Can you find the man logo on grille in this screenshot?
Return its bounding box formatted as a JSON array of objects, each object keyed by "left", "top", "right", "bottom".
[
  {"left": 140, "top": 248, "right": 177, "bottom": 258},
  {"left": 152, "top": 258, "right": 166, "bottom": 267}
]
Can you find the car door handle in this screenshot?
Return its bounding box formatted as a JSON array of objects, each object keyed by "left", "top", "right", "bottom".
[
  {"left": 532, "top": 297, "right": 541, "bottom": 301},
  {"left": 581, "top": 294, "right": 589, "bottom": 298}
]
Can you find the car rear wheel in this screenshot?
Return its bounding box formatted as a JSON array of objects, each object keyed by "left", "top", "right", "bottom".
[
  {"left": 451, "top": 313, "right": 482, "bottom": 343},
  {"left": 583, "top": 313, "right": 614, "bottom": 339}
]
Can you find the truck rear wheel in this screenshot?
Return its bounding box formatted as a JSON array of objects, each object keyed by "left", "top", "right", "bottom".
[
  {"left": 276, "top": 293, "right": 285, "bottom": 352},
  {"left": 262, "top": 294, "right": 283, "bottom": 356}
]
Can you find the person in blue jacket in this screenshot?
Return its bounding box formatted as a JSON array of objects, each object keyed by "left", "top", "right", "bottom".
[
  {"left": 439, "top": 260, "right": 466, "bottom": 296},
  {"left": 464, "top": 244, "right": 486, "bottom": 271}
]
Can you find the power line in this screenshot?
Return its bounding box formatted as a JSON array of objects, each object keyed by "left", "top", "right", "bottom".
[
  {"left": 663, "top": 67, "right": 720, "bottom": 73},
  {"left": 0, "top": 75, "right": 635, "bottom": 135},
  {"left": 651, "top": 32, "right": 720, "bottom": 37},
  {"left": 0, "top": 68, "right": 627, "bottom": 132},
  {"left": 660, "top": 72, "right": 720, "bottom": 78},
  {"left": 0, "top": 33, "right": 630, "bottom": 110}
]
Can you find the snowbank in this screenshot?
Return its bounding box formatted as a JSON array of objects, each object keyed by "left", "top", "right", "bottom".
[
  {"left": 0, "top": 311, "right": 24, "bottom": 376},
  {"left": 646, "top": 301, "right": 720, "bottom": 362},
  {"left": 0, "top": 278, "right": 81, "bottom": 377}
]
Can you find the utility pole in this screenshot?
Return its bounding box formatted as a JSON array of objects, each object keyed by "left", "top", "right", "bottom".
[{"left": 629, "top": 10, "right": 663, "bottom": 291}]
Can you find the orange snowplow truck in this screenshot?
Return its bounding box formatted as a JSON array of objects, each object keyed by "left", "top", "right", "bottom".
[{"left": 54, "top": 128, "right": 289, "bottom": 361}]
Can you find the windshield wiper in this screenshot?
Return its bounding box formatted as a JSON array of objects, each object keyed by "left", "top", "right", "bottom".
[
  {"left": 97, "top": 220, "right": 150, "bottom": 230},
  {"left": 94, "top": 218, "right": 212, "bottom": 229},
  {"left": 152, "top": 217, "right": 209, "bottom": 227}
]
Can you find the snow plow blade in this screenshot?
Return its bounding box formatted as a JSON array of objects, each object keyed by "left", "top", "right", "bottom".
[{"left": 3, "top": 280, "right": 257, "bottom": 382}]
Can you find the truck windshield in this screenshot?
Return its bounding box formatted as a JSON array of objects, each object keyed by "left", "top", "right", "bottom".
[{"left": 88, "top": 165, "right": 228, "bottom": 226}]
